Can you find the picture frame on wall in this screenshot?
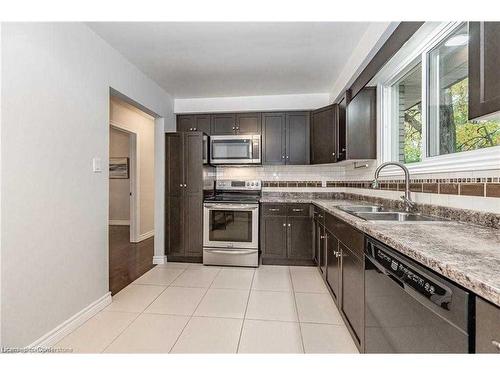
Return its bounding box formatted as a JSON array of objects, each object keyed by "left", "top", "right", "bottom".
[{"left": 109, "top": 157, "right": 129, "bottom": 179}]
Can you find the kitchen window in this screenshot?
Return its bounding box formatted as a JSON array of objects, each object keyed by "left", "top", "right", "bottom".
[{"left": 377, "top": 22, "right": 500, "bottom": 174}]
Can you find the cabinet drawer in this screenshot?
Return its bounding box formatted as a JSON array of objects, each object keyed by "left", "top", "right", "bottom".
[
  {"left": 287, "top": 204, "right": 310, "bottom": 216},
  {"left": 312, "top": 206, "right": 325, "bottom": 225},
  {"left": 262, "top": 204, "right": 286, "bottom": 216},
  {"left": 325, "top": 212, "right": 364, "bottom": 258}
]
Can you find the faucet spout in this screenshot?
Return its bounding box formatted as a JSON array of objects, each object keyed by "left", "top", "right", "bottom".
[{"left": 373, "top": 162, "right": 415, "bottom": 212}]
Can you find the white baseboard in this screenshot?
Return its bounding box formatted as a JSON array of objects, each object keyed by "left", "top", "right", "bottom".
[
  {"left": 109, "top": 219, "right": 130, "bottom": 226},
  {"left": 28, "top": 292, "right": 112, "bottom": 348},
  {"left": 152, "top": 255, "right": 167, "bottom": 265},
  {"left": 135, "top": 230, "right": 154, "bottom": 243}
]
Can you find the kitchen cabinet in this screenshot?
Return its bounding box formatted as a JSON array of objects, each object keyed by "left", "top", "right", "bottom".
[
  {"left": 346, "top": 87, "right": 377, "bottom": 160},
  {"left": 261, "top": 203, "right": 313, "bottom": 265},
  {"left": 313, "top": 207, "right": 327, "bottom": 274},
  {"left": 262, "top": 111, "right": 310, "bottom": 165},
  {"left": 340, "top": 242, "right": 364, "bottom": 344},
  {"left": 469, "top": 22, "right": 500, "bottom": 119},
  {"left": 177, "top": 114, "right": 211, "bottom": 134},
  {"left": 165, "top": 132, "right": 210, "bottom": 261},
  {"left": 326, "top": 231, "right": 340, "bottom": 301},
  {"left": 310, "top": 104, "right": 338, "bottom": 164},
  {"left": 211, "top": 112, "right": 261, "bottom": 135},
  {"left": 475, "top": 297, "right": 500, "bottom": 353}
]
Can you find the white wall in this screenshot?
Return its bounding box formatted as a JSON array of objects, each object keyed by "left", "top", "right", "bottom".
[
  {"left": 1, "top": 22, "right": 174, "bottom": 347},
  {"left": 109, "top": 127, "right": 130, "bottom": 223},
  {"left": 174, "top": 93, "right": 330, "bottom": 113},
  {"left": 110, "top": 97, "right": 155, "bottom": 236}
]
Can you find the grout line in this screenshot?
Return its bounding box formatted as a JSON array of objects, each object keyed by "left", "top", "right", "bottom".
[
  {"left": 288, "top": 266, "right": 305, "bottom": 354},
  {"left": 168, "top": 266, "right": 222, "bottom": 353},
  {"left": 101, "top": 266, "right": 190, "bottom": 353},
  {"left": 236, "top": 269, "right": 256, "bottom": 353}
]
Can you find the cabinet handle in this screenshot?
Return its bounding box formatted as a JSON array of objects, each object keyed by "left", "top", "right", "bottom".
[
  {"left": 318, "top": 214, "right": 323, "bottom": 218},
  {"left": 334, "top": 251, "right": 341, "bottom": 258},
  {"left": 320, "top": 235, "right": 325, "bottom": 239},
  {"left": 283, "top": 223, "right": 286, "bottom": 227},
  {"left": 288, "top": 223, "right": 291, "bottom": 227},
  {"left": 269, "top": 208, "right": 280, "bottom": 212},
  {"left": 492, "top": 340, "right": 500, "bottom": 351},
  {"left": 282, "top": 155, "right": 285, "bottom": 159},
  {"left": 232, "top": 126, "right": 235, "bottom": 130},
  {"left": 342, "top": 148, "right": 346, "bottom": 152},
  {"left": 179, "top": 184, "right": 183, "bottom": 187},
  {"left": 194, "top": 127, "right": 197, "bottom": 131},
  {"left": 332, "top": 152, "right": 335, "bottom": 157},
  {"left": 292, "top": 208, "right": 304, "bottom": 212},
  {"left": 286, "top": 156, "right": 289, "bottom": 159}
]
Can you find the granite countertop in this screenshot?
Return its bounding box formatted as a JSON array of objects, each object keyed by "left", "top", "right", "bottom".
[{"left": 260, "top": 196, "right": 500, "bottom": 307}]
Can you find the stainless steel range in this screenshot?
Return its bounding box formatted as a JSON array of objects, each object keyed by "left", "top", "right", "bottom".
[{"left": 203, "top": 180, "right": 261, "bottom": 267}]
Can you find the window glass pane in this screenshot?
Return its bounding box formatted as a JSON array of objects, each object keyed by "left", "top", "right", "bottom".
[
  {"left": 428, "top": 23, "right": 500, "bottom": 157},
  {"left": 393, "top": 63, "right": 422, "bottom": 164}
]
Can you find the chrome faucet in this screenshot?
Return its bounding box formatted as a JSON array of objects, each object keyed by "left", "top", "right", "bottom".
[{"left": 373, "top": 162, "right": 415, "bottom": 212}]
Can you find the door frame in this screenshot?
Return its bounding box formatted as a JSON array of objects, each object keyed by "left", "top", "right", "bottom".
[{"left": 110, "top": 122, "right": 140, "bottom": 243}]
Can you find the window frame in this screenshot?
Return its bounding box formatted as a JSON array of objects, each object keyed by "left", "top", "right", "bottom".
[{"left": 374, "top": 21, "right": 500, "bottom": 176}]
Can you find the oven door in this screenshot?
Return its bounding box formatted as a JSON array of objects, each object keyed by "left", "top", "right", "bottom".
[
  {"left": 210, "top": 135, "right": 261, "bottom": 164},
  {"left": 203, "top": 203, "right": 259, "bottom": 249}
]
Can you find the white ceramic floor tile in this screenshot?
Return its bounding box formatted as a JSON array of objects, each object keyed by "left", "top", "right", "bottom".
[
  {"left": 290, "top": 268, "right": 328, "bottom": 293},
  {"left": 144, "top": 286, "right": 207, "bottom": 316},
  {"left": 238, "top": 320, "right": 303, "bottom": 353},
  {"left": 171, "top": 317, "right": 242, "bottom": 353},
  {"left": 133, "top": 267, "right": 184, "bottom": 286},
  {"left": 171, "top": 267, "right": 220, "bottom": 288},
  {"left": 104, "top": 284, "right": 165, "bottom": 313},
  {"left": 251, "top": 266, "right": 292, "bottom": 291},
  {"left": 194, "top": 288, "right": 249, "bottom": 318},
  {"left": 301, "top": 323, "right": 359, "bottom": 353},
  {"left": 53, "top": 311, "right": 138, "bottom": 353},
  {"left": 246, "top": 290, "right": 298, "bottom": 322},
  {"left": 295, "top": 292, "right": 343, "bottom": 324},
  {"left": 211, "top": 267, "right": 255, "bottom": 290},
  {"left": 104, "top": 314, "right": 189, "bottom": 353},
  {"left": 156, "top": 262, "right": 191, "bottom": 269}
]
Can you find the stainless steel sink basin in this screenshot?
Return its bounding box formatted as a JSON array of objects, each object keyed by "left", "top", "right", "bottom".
[
  {"left": 336, "top": 205, "right": 386, "bottom": 213},
  {"left": 353, "top": 212, "right": 444, "bottom": 222}
]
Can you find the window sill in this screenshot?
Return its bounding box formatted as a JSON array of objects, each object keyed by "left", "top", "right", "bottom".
[{"left": 379, "top": 146, "right": 500, "bottom": 176}]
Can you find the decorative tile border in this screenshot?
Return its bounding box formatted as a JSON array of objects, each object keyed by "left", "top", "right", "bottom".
[{"left": 262, "top": 177, "right": 500, "bottom": 198}]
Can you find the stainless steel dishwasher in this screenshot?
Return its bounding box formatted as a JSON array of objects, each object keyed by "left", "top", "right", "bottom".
[{"left": 364, "top": 237, "right": 473, "bottom": 353}]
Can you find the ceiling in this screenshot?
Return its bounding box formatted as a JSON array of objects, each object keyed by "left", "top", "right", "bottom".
[{"left": 88, "top": 22, "right": 374, "bottom": 99}]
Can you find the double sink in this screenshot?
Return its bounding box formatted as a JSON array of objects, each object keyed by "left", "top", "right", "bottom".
[{"left": 336, "top": 205, "right": 444, "bottom": 223}]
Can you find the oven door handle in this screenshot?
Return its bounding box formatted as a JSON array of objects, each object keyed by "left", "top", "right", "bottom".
[
  {"left": 204, "top": 204, "right": 258, "bottom": 210},
  {"left": 204, "top": 249, "right": 257, "bottom": 255}
]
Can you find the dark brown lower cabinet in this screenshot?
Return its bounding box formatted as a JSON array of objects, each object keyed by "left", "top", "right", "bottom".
[
  {"left": 326, "top": 231, "right": 340, "bottom": 302},
  {"left": 475, "top": 297, "right": 500, "bottom": 353},
  {"left": 340, "top": 242, "right": 364, "bottom": 345},
  {"left": 261, "top": 204, "right": 313, "bottom": 265},
  {"left": 318, "top": 224, "right": 327, "bottom": 274}
]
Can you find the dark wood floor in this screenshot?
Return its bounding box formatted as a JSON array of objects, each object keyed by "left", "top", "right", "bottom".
[{"left": 109, "top": 225, "right": 155, "bottom": 295}]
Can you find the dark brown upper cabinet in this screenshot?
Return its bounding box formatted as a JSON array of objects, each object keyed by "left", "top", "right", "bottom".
[
  {"left": 176, "top": 114, "right": 211, "bottom": 134},
  {"left": 346, "top": 87, "right": 377, "bottom": 160},
  {"left": 469, "top": 22, "right": 500, "bottom": 119},
  {"left": 262, "top": 111, "right": 310, "bottom": 165},
  {"left": 211, "top": 112, "right": 261, "bottom": 135},
  {"left": 310, "top": 104, "right": 338, "bottom": 164}
]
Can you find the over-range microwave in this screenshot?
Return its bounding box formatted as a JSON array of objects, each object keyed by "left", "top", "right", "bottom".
[{"left": 209, "top": 134, "right": 261, "bottom": 165}]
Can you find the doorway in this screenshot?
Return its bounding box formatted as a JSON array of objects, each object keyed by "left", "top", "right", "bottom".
[{"left": 108, "top": 96, "right": 156, "bottom": 295}]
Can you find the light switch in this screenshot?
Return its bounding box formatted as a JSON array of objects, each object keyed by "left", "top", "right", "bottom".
[{"left": 92, "top": 157, "right": 102, "bottom": 173}]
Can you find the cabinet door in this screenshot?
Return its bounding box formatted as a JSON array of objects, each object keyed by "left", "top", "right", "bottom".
[
  {"left": 326, "top": 231, "right": 340, "bottom": 301},
  {"left": 165, "top": 196, "right": 184, "bottom": 255},
  {"left": 261, "top": 216, "right": 287, "bottom": 259},
  {"left": 341, "top": 243, "right": 364, "bottom": 344},
  {"left": 184, "top": 193, "right": 203, "bottom": 256},
  {"left": 184, "top": 132, "right": 203, "bottom": 194},
  {"left": 177, "top": 115, "right": 195, "bottom": 132},
  {"left": 311, "top": 105, "right": 336, "bottom": 164},
  {"left": 165, "top": 133, "right": 184, "bottom": 197},
  {"left": 469, "top": 22, "right": 500, "bottom": 119},
  {"left": 476, "top": 297, "right": 500, "bottom": 353},
  {"left": 262, "top": 112, "right": 286, "bottom": 165},
  {"left": 211, "top": 113, "right": 236, "bottom": 134},
  {"left": 319, "top": 224, "right": 327, "bottom": 275},
  {"left": 346, "top": 87, "right": 376, "bottom": 160},
  {"left": 236, "top": 112, "right": 261, "bottom": 134},
  {"left": 287, "top": 216, "right": 313, "bottom": 260},
  {"left": 337, "top": 96, "right": 347, "bottom": 161},
  {"left": 286, "top": 112, "right": 310, "bottom": 165},
  {"left": 194, "top": 114, "right": 211, "bottom": 134}
]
